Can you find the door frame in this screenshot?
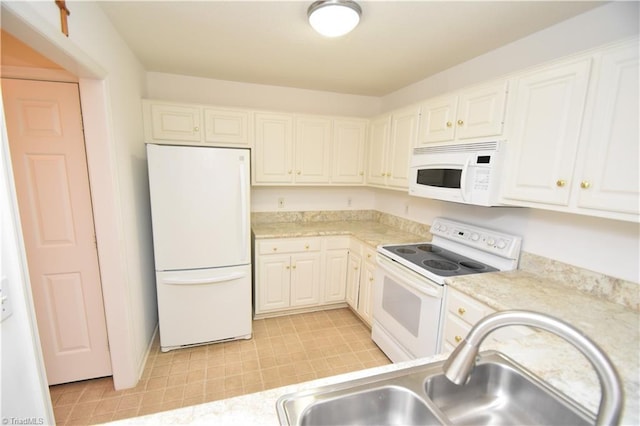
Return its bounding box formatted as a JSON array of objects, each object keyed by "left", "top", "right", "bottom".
[{"left": 1, "top": 1, "right": 138, "bottom": 394}]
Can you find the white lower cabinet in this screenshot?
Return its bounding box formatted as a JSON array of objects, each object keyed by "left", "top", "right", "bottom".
[
  {"left": 255, "top": 237, "right": 322, "bottom": 315},
  {"left": 254, "top": 235, "right": 375, "bottom": 321},
  {"left": 346, "top": 240, "right": 376, "bottom": 326},
  {"left": 442, "top": 288, "right": 532, "bottom": 353}
]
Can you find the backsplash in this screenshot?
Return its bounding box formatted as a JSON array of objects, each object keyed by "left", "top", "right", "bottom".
[
  {"left": 251, "top": 210, "right": 431, "bottom": 238},
  {"left": 519, "top": 252, "right": 639, "bottom": 312},
  {"left": 251, "top": 210, "right": 637, "bottom": 311}
]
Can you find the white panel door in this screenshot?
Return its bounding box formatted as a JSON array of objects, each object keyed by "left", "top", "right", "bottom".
[
  {"left": 147, "top": 144, "right": 250, "bottom": 270},
  {"left": 502, "top": 59, "right": 592, "bottom": 205},
  {"left": 456, "top": 81, "right": 508, "bottom": 140},
  {"left": 324, "top": 248, "right": 348, "bottom": 303},
  {"left": 289, "top": 252, "right": 321, "bottom": 307},
  {"left": 2, "top": 78, "right": 112, "bottom": 385},
  {"left": 388, "top": 106, "right": 420, "bottom": 189},
  {"left": 294, "top": 116, "right": 331, "bottom": 183},
  {"left": 332, "top": 119, "right": 367, "bottom": 184},
  {"left": 256, "top": 254, "right": 291, "bottom": 313},
  {"left": 150, "top": 103, "right": 201, "bottom": 142},
  {"left": 418, "top": 95, "right": 458, "bottom": 144},
  {"left": 366, "top": 115, "right": 390, "bottom": 186},
  {"left": 254, "top": 112, "right": 293, "bottom": 183},
  {"left": 203, "top": 107, "right": 250, "bottom": 145},
  {"left": 576, "top": 43, "right": 639, "bottom": 214}
]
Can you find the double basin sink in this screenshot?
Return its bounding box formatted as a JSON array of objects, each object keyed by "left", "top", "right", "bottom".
[{"left": 276, "top": 350, "right": 595, "bottom": 425}]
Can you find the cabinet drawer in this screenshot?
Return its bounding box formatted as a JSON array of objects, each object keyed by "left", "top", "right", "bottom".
[
  {"left": 447, "top": 290, "right": 493, "bottom": 325},
  {"left": 444, "top": 314, "right": 472, "bottom": 348},
  {"left": 362, "top": 245, "right": 377, "bottom": 264},
  {"left": 257, "top": 238, "right": 322, "bottom": 255},
  {"left": 325, "top": 236, "right": 351, "bottom": 250}
]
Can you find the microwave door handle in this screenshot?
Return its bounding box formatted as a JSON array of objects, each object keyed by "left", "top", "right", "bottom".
[{"left": 460, "top": 157, "right": 471, "bottom": 203}]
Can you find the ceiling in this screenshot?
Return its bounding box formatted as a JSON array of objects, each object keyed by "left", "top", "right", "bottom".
[{"left": 98, "top": 1, "right": 604, "bottom": 97}]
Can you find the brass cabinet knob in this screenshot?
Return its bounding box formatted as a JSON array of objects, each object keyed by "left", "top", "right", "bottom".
[
  {"left": 556, "top": 179, "right": 566, "bottom": 187},
  {"left": 446, "top": 121, "right": 452, "bottom": 128},
  {"left": 304, "top": 244, "right": 310, "bottom": 249},
  {"left": 359, "top": 171, "right": 364, "bottom": 176},
  {"left": 297, "top": 170, "right": 301, "bottom": 175},
  {"left": 286, "top": 265, "right": 290, "bottom": 270},
  {"left": 581, "top": 181, "right": 591, "bottom": 189},
  {"left": 194, "top": 126, "right": 199, "bottom": 132},
  {"left": 458, "top": 307, "right": 466, "bottom": 315},
  {"left": 272, "top": 247, "right": 278, "bottom": 252},
  {"left": 292, "top": 265, "right": 296, "bottom": 269},
  {"left": 288, "top": 170, "right": 292, "bottom": 174},
  {"left": 369, "top": 277, "right": 374, "bottom": 281},
  {"left": 457, "top": 119, "right": 464, "bottom": 126},
  {"left": 455, "top": 335, "right": 462, "bottom": 343},
  {"left": 354, "top": 266, "right": 359, "bottom": 270}
]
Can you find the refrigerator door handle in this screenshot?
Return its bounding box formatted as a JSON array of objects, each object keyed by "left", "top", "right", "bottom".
[
  {"left": 163, "top": 271, "right": 247, "bottom": 286},
  {"left": 239, "top": 159, "right": 248, "bottom": 261}
]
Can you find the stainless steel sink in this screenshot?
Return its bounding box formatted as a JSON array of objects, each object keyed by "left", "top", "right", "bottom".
[
  {"left": 425, "top": 361, "right": 593, "bottom": 425},
  {"left": 276, "top": 351, "right": 596, "bottom": 426}
]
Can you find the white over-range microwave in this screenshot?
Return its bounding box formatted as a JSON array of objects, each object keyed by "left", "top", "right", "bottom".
[{"left": 409, "top": 140, "right": 505, "bottom": 206}]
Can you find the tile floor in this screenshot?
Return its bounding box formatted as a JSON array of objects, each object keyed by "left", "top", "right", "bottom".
[{"left": 49, "top": 308, "right": 390, "bottom": 425}]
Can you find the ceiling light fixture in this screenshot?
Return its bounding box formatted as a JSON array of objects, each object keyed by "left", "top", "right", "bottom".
[{"left": 307, "top": 0, "right": 362, "bottom": 38}]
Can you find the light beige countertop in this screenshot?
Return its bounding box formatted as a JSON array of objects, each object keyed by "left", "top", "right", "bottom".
[
  {"left": 251, "top": 219, "right": 429, "bottom": 247},
  {"left": 107, "top": 214, "right": 639, "bottom": 425}
]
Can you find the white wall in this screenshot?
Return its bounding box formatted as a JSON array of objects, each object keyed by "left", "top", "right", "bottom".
[
  {"left": 146, "top": 72, "right": 381, "bottom": 117},
  {"left": 252, "top": 186, "right": 375, "bottom": 212},
  {"left": 1, "top": 1, "right": 157, "bottom": 390}
]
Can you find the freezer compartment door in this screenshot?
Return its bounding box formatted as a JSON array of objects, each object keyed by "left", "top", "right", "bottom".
[
  {"left": 147, "top": 144, "right": 251, "bottom": 271},
  {"left": 156, "top": 265, "right": 252, "bottom": 351}
]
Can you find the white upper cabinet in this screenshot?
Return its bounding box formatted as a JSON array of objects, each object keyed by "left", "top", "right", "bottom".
[
  {"left": 574, "top": 41, "right": 639, "bottom": 217},
  {"left": 294, "top": 115, "right": 332, "bottom": 183},
  {"left": 143, "top": 100, "right": 252, "bottom": 147},
  {"left": 254, "top": 112, "right": 294, "bottom": 184},
  {"left": 253, "top": 112, "right": 367, "bottom": 185},
  {"left": 203, "top": 107, "right": 251, "bottom": 145},
  {"left": 367, "top": 106, "right": 419, "bottom": 190},
  {"left": 332, "top": 119, "right": 367, "bottom": 184},
  {"left": 145, "top": 102, "right": 201, "bottom": 142},
  {"left": 501, "top": 38, "right": 639, "bottom": 222},
  {"left": 501, "top": 58, "right": 592, "bottom": 206},
  {"left": 418, "top": 80, "right": 508, "bottom": 145}
]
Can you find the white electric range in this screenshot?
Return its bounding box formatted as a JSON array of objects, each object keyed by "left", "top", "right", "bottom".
[{"left": 372, "top": 217, "right": 522, "bottom": 362}]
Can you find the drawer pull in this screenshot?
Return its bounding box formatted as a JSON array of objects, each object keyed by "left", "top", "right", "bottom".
[
  {"left": 455, "top": 335, "right": 462, "bottom": 343},
  {"left": 272, "top": 247, "right": 278, "bottom": 252},
  {"left": 458, "top": 307, "right": 466, "bottom": 315},
  {"left": 305, "top": 244, "right": 310, "bottom": 249}
]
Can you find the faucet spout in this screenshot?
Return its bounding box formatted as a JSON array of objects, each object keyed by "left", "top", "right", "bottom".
[{"left": 443, "top": 310, "right": 623, "bottom": 426}]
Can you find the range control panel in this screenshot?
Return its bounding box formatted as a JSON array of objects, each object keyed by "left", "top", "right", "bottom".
[{"left": 430, "top": 217, "right": 522, "bottom": 260}]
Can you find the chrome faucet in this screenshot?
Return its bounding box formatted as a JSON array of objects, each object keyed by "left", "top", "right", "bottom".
[{"left": 443, "top": 310, "right": 623, "bottom": 426}]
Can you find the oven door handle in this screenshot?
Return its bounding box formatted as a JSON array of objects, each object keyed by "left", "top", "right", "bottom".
[{"left": 377, "top": 255, "right": 443, "bottom": 298}]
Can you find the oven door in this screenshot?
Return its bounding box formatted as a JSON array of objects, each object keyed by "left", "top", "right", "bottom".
[{"left": 372, "top": 255, "right": 445, "bottom": 362}]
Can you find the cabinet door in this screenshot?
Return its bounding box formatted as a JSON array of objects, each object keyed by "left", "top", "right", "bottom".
[
  {"left": 366, "top": 115, "right": 390, "bottom": 186},
  {"left": 502, "top": 59, "right": 591, "bottom": 206},
  {"left": 324, "top": 248, "right": 349, "bottom": 303},
  {"left": 358, "top": 261, "right": 376, "bottom": 326},
  {"left": 345, "top": 251, "right": 362, "bottom": 309},
  {"left": 332, "top": 119, "right": 367, "bottom": 184},
  {"left": 150, "top": 103, "right": 201, "bottom": 142},
  {"left": 254, "top": 113, "right": 294, "bottom": 184},
  {"left": 418, "top": 95, "right": 458, "bottom": 144},
  {"left": 387, "top": 106, "right": 420, "bottom": 189},
  {"left": 576, "top": 43, "right": 639, "bottom": 215},
  {"left": 294, "top": 116, "right": 332, "bottom": 183},
  {"left": 256, "top": 254, "right": 291, "bottom": 313},
  {"left": 290, "top": 252, "right": 322, "bottom": 307},
  {"left": 456, "top": 81, "right": 508, "bottom": 140},
  {"left": 203, "top": 108, "right": 250, "bottom": 145}
]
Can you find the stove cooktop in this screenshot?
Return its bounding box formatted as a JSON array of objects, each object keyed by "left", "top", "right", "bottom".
[{"left": 380, "top": 243, "right": 498, "bottom": 279}]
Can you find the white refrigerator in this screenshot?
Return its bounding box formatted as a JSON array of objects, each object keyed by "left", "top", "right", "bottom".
[{"left": 146, "top": 143, "right": 252, "bottom": 352}]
